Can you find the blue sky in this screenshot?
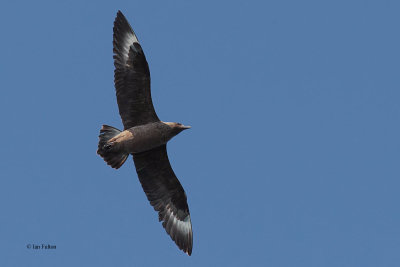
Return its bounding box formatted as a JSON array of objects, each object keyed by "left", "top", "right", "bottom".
[{"left": 1, "top": 0, "right": 399, "bottom": 266}]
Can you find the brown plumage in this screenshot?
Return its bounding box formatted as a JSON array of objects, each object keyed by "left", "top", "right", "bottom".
[{"left": 97, "top": 10, "right": 193, "bottom": 255}]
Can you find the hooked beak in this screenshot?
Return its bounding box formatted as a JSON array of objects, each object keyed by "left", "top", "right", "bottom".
[{"left": 181, "top": 125, "right": 191, "bottom": 129}]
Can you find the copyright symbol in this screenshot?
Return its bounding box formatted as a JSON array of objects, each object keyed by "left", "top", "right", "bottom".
[{"left": 26, "top": 244, "right": 31, "bottom": 249}]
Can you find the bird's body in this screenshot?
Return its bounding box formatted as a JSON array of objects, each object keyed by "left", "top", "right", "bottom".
[
  {"left": 105, "top": 122, "right": 189, "bottom": 154},
  {"left": 96, "top": 11, "right": 193, "bottom": 255}
]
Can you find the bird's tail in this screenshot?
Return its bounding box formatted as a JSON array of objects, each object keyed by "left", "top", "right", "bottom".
[{"left": 97, "top": 125, "right": 128, "bottom": 169}]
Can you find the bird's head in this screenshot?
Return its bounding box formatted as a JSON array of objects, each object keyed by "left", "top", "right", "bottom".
[
  {"left": 163, "top": 122, "right": 191, "bottom": 137},
  {"left": 164, "top": 122, "right": 191, "bottom": 130}
]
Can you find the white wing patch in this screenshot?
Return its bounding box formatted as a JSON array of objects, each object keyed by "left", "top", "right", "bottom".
[
  {"left": 164, "top": 205, "right": 192, "bottom": 254},
  {"left": 121, "top": 32, "right": 139, "bottom": 63}
]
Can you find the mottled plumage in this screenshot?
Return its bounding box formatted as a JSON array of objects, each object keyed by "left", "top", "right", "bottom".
[{"left": 97, "top": 10, "right": 193, "bottom": 255}]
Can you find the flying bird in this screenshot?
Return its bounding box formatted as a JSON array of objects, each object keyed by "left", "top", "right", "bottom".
[{"left": 97, "top": 10, "right": 193, "bottom": 255}]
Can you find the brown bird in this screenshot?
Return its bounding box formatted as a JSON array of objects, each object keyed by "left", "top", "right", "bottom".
[{"left": 97, "top": 10, "right": 193, "bottom": 256}]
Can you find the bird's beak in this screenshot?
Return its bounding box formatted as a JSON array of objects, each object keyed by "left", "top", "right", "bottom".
[{"left": 182, "top": 125, "right": 191, "bottom": 129}]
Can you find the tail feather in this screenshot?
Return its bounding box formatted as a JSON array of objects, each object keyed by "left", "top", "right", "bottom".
[{"left": 97, "top": 125, "right": 128, "bottom": 169}]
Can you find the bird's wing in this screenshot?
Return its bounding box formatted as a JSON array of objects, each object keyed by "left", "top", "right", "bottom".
[
  {"left": 132, "top": 145, "right": 193, "bottom": 255},
  {"left": 113, "top": 11, "right": 159, "bottom": 129}
]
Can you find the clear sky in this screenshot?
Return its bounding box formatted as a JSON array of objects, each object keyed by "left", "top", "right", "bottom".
[{"left": 1, "top": 0, "right": 399, "bottom": 266}]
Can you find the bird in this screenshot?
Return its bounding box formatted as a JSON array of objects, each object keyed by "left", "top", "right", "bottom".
[{"left": 97, "top": 10, "right": 193, "bottom": 256}]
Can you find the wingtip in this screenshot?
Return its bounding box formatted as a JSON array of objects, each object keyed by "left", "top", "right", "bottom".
[
  {"left": 113, "top": 10, "right": 138, "bottom": 41},
  {"left": 114, "top": 10, "right": 125, "bottom": 23},
  {"left": 113, "top": 10, "right": 140, "bottom": 65},
  {"left": 114, "top": 10, "right": 128, "bottom": 27},
  {"left": 177, "top": 215, "right": 193, "bottom": 256},
  {"left": 186, "top": 239, "right": 193, "bottom": 256}
]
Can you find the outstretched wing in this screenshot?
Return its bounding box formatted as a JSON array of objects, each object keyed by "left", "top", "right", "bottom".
[
  {"left": 113, "top": 11, "right": 159, "bottom": 129},
  {"left": 132, "top": 145, "right": 193, "bottom": 255}
]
